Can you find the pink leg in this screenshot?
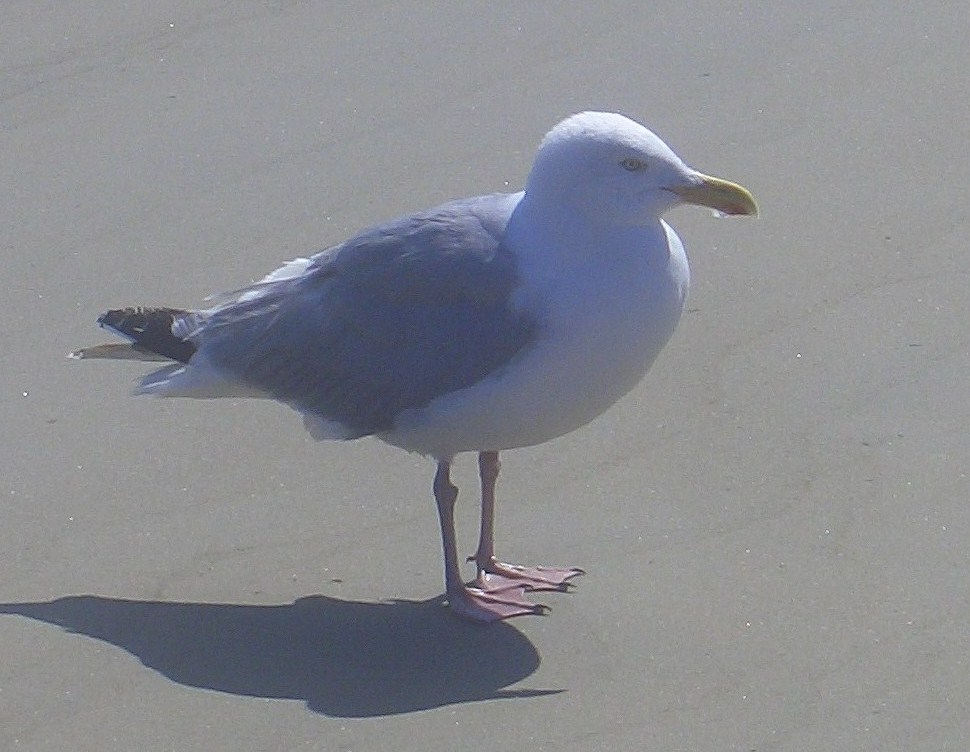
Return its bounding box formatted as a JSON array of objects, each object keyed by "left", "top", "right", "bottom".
[
  {"left": 471, "top": 451, "right": 584, "bottom": 593},
  {"left": 433, "top": 460, "right": 545, "bottom": 622}
]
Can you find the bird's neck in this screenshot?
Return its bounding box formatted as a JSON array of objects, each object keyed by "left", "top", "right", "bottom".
[{"left": 508, "top": 195, "right": 667, "bottom": 268}]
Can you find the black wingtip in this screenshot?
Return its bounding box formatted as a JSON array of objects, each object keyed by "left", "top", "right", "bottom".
[{"left": 98, "top": 306, "right": 197, "bottom": 363}]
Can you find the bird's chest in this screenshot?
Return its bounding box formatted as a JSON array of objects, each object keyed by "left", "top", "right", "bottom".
[
  {"left": 524, "top": 234, "right": 688, "bottom": 413},
  {"left": 385, "top": 225, "right": 689, "bottom": 456}
]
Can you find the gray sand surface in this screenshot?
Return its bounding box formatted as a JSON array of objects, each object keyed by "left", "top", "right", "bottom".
[{"left": 3, "top": 3, "right": 969, "bottom": 749}]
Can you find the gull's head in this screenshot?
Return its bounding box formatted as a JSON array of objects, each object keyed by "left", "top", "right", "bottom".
[{"left": 525, "top": 111, "right": 757, "bottom": 225}]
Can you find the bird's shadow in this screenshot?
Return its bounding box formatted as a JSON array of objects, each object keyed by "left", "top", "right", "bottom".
[{"left": 0, "top": 593, "right": 559, "bottom": 716}]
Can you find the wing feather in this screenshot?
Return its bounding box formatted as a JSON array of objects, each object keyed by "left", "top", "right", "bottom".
[{"left": 186, "top": 194, "right": 537, "bottom": 436}]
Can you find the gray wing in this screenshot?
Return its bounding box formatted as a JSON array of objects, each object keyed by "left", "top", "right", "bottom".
[{"left": 188, "top": 194, "right": 538, "bottom": 437}]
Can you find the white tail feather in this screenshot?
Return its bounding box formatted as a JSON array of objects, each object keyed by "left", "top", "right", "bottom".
[{"left": 68, "top": 343, "right": 172, "bottom": 362}]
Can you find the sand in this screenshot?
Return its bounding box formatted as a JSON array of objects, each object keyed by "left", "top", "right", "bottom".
[{"left": 3, "top": 2, "right": 970, "bottom": 749}]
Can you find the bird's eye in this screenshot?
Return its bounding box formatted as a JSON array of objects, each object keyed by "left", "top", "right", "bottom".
[{"left": 620, "top": 157, "right": 646, "bottom": 171}]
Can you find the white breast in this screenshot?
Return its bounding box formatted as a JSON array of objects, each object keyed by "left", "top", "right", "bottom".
[{"left": 383, "top": 219, "right": 689, "bottom": 459}]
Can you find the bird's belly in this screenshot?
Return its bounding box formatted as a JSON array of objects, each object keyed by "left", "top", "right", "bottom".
[{"left": 384, "top": 244, "right": 688, "bottom": 458}]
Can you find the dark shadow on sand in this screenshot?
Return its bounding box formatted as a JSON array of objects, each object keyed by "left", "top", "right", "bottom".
[{"left": 0, "top": 593, "right": 559, "bottom": 716}]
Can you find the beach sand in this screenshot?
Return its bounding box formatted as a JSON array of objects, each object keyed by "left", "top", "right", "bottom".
[{"left": 3, "top": 3, "right": 969, "bottom": 749}]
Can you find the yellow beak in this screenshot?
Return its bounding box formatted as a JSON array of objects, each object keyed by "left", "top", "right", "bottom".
[{"left": 669, "top": 172, "right": 758, "bottom": 217}]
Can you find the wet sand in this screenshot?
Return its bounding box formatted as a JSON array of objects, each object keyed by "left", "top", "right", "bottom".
[{"left": 3, "top": 3, "right": 969, "bottom": 749}]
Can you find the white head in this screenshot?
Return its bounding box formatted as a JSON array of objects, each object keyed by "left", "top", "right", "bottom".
[{"left": 525, "top": 111, "right": 757, "bottom": 225}]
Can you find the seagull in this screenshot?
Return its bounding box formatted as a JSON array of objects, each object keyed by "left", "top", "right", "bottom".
[{"left": 73, "top": 112, "right": 757, "bottom": 622}]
